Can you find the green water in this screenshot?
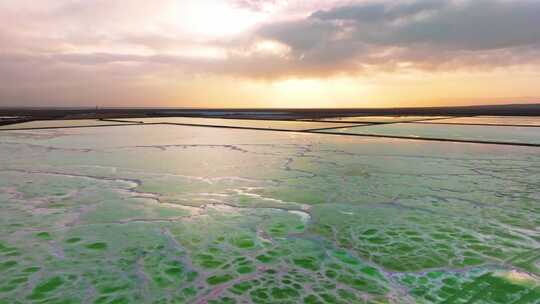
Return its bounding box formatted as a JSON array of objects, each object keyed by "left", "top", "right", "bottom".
[
  {"left": 0, "top": 124, "right": 538, "bottom": 303},
  {"left": 318, "top": 123, "right": 540, "bottom": 145}
]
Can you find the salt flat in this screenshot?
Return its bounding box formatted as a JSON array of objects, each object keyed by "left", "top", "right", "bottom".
[{"left": 0, "top": 119, "right": 539, "bottom": 303}]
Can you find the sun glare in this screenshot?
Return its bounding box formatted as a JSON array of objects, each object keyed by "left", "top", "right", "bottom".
[
  {"left": 168, "top": 0, "right": 263, "bottom": 38},
  {"left": 253, "top": 40, "right": 291, "bottom": 57}
]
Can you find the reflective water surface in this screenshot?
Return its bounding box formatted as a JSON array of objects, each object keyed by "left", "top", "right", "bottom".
[
  {"left": 0, "top": 123, "right": 539, "bottom": 303},
  {"left": 0, "top": 120, "right": 136, "bottom": 130},
  {"left": 318, "top": 123, "right": 540, "bottom": 145},
  {"left": 431, "top": 116, "right": 540, "bottom": 126},
  {"left": 120, "top": 117, "right": 365, "bottom": 131}
]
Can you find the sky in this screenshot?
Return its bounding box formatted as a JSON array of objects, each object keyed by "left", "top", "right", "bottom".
[{"left": 1, "top": 0, "right": 540, "bottom": 108}]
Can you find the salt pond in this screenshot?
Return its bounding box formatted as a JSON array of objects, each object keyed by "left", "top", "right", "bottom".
[{"left": 0, "top": 122, "right": 539, "bottom": 303}]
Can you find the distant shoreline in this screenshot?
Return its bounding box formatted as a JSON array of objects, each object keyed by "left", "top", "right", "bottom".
[{"left": 1, "top": 103, "right": 539, "bottom": 122}]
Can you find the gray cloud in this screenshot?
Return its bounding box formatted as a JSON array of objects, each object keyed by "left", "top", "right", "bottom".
[
  {"left": 255, "top": 0, "right": 540, "bottom": 76},
  {"left": 312, "top": 0, "right": 448, "bottom": 23},
  {"left": 258, "top": 19, "right": 338, "bottom": 51},
  {"left": 308, "top": 0, "right": 540, "bottom": 50}
]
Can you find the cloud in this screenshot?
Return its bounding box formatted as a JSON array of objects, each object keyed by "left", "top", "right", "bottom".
[
  {"left": 307, "top": 0, "right": 540, "bottom": 50},
  {"left": 1, "top": 0, "right": 540, "bottom": 106},
  {"left": 254, "top": 0, "right": 540, "bottom": 76},
  {"left": 311, "top": 0, "right": 448, "bottom": 23},
  {"left": 232, "top": 0, "right": 286, "bottom": 11}
]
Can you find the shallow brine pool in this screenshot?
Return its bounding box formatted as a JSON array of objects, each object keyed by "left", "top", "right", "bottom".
[{"left": 0, "top": 123, "right": 539, "bottom": 303}]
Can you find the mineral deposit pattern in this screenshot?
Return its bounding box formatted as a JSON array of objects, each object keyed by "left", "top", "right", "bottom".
[{"left": 0, "top": 119, "right": 539, "bottom": 304}]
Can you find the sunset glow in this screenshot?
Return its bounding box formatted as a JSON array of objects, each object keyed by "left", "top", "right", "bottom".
[{"left": 1, "top": 0, "right": 539, "bottom": 107}]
